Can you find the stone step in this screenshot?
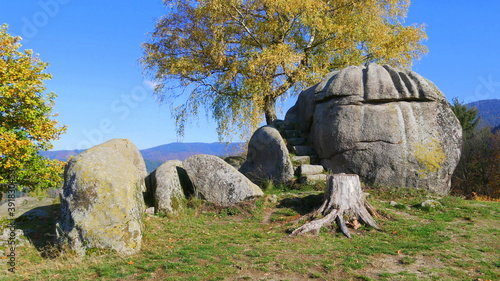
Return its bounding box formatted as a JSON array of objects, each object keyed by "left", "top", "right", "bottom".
[
  {"left": 287, "top": 137, "right": 306, "bottom": 146},
  {"left": 290, "top": 146, "right": 320, "bottom": 164},
  {"left": 309, "top": 156, "right": 320, "bottom": 165},
  {"left": 298, "top": 174, "right": 327, "bottom": 184},
  {"left": 293, "top": 145, "right": 315, "bottom": 156},
  {"left": 281, "top": 129, "right": 302, "bottom": 139},
  {"left": 296, "top": 164, "right": 325, "bottom": 176},
  {"left": 291, "top": 155, "right": 310, "bottom": 165}
]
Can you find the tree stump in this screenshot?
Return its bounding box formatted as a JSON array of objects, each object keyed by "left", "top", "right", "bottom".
[{"left": 289, "top": 174, "right": 379, "bottom": 238}]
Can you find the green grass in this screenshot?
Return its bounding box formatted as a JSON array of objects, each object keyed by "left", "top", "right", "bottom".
[{"left": 1, "top": 186, "right": 499, "bottom": 280}]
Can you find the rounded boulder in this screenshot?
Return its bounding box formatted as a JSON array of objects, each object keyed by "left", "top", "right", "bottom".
[{"left": 184, "top": 154, "right": 264, "bottom": 206}]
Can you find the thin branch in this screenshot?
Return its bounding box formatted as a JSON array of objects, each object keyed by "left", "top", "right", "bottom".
[
  {"left": 229, "top": 5, "right": 264, "bottom": 49},
  {"left": 281, "top": 14, "right": 301, "bottom": 43}
]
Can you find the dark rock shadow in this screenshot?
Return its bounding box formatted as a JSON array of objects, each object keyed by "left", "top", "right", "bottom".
[
  {"left": 14, "top": 203, "right": 60, "bottom": 258},
  {"left": 277, "top": 193, "right": 324, "bottom": 215}
]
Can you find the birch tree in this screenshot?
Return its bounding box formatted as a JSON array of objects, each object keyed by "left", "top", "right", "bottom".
[{"left": 142, "top": 0, "right": 427, "bottom": 140}]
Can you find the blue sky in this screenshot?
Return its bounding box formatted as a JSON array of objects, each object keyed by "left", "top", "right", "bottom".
[{"left": 1, "top": 1, "right": 499, "bottom": 151}]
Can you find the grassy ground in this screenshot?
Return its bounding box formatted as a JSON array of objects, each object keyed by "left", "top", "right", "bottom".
[{"left": 0, "top": 185, "right": 499, "bottom": 281}]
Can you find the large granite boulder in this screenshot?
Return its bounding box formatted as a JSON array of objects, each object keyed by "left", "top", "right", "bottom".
[
  {"left": 183, "top": 154, "right": 264, "bottom": 206},
  {"left": 146, "top": 160, "right": 186, "bottom": 215},
  {"left": 285, "top": 63, "right": 462, "bottom": 195},
  {"left": 239, "top": 126, "right": 294, "bottom": 185},
  {"left": 57, "top": 139, "right": 146, "bottom": 256}
]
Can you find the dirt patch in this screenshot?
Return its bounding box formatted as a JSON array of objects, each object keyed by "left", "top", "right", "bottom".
[{"left": 358, "top": 253, "right": 446, "bottom": 279}]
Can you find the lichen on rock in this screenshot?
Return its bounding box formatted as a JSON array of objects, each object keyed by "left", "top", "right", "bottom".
[{"left": 57, "top": 139, "right": 146, "bottom": 256}]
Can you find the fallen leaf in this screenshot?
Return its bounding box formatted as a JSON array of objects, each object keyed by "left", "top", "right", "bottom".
[
  {"left": 127, "top": 261, "right": 135, "bottom": 265},
  {"left": 348, "top": 219, "right": 362, "bottom": 229}
]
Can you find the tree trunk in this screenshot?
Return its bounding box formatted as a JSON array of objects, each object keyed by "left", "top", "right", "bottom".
[
  {"left": 289, "top": 174, "right": 379, "bottom": 238},
  {"left": 264, "top": 96, "right": 277, "bottom": 125}
]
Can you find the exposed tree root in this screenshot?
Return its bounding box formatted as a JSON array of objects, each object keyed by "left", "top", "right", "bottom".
[{"left": 289, "top": 174, "right": 379, "bottom": 237}]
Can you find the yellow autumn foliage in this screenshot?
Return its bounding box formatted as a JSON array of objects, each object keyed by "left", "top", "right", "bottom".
[
  {"left": 0, "top": 24, "right": 66, "bottom": 193},
  {"left": 142, "top": 0, "right": 427, "bottom": 141}
]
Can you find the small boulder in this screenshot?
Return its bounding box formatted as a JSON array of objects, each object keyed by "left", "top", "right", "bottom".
[
  {"left": 57, "top": 140, "right": 145, "bottom": 256},
  {"left": 421, "top": 199, "right": 442, "bottom": 209},
  {"left": 184, "top": 154, "right": 264, "bottom": 206},
  {"left": 239, "top": 126, "right": 294, "bottom": 185},
  {"left": 145, "top": 207, "right": 155, "bottom": 215},
  {"left": 147, "top": 160, "right": 186, "bottom": 215}
]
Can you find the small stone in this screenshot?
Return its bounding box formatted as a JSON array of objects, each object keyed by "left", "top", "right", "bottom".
[
  {"left": 266, "top": 195, "right": 278, "bottom": 204},
  {"left": 421, "top": 199, "right": 442, "bottom": 209},
  {"left": 145, "top": 207, "right": 155, "bottom": 215}
]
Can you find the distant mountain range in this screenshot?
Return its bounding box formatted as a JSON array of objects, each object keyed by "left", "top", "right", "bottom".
[
  {"left": 40, "top": 99, "right": 500, "bottom": 172},
  {"left": 41, "top": 142, "right": 246, "bottom": 172},
  {"left": 467, "top": 99, "right": 500, "bottom": 129}
]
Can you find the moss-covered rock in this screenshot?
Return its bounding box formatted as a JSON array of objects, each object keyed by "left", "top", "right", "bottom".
[{"left": 57, "top": 139, "right": 146, "bottom": 256}]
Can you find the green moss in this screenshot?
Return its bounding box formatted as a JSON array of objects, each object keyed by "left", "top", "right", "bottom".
[{"left": 170, "top": 193, "right": 187, "bottom": 214}]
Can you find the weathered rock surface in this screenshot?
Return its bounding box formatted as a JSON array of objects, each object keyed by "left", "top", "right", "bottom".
[
  {"left": 239, "top": 126, "right": 294, "bottom": 184},
  {"left": 147, "top": 160, "right": 186, "bottom": 215},
  {"left": 58, "top": 140, "right": 145, "bottom": 256},
  {"left": 98, "top": 138, "right": 148, "bottom": 191},
  {"left": 285, "top": 63, "right": 462, "bottom": 195},
  {"left": 184, "top": 154, "right": 263, "bottom": 206}
]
